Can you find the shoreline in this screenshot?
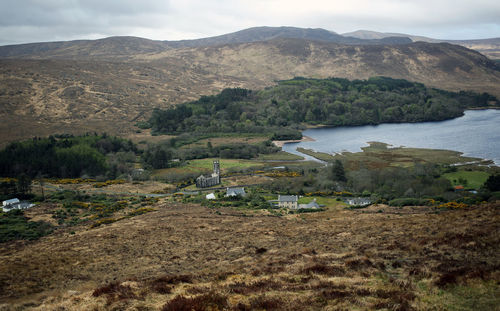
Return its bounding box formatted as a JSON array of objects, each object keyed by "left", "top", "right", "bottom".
[{"left": 272, "top": 135, "right": 315, "bottom": 148}]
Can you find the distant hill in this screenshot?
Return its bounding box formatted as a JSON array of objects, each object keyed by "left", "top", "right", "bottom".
[
  {"left": 0, "top": 27, "right": 412, "bottom": 60},
  {"left": 0, "top": 27, "right": 499, "bottom": 145},
  {"left": 343, "top": 30, "right": 500, "bottom": 59},
  {"left": 0, "top": 36, "right": 169, "bottom": 60},
  {"left": 164, "top": 26, "right": 412, "bottom": 48}
]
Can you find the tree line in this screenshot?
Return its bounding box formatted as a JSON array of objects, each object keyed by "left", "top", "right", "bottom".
[
  {"left": 148, "top": 77, "right": 498, "bottom": 136},
  {"left": 0, "top": 134, "right": 138, "bottom": 178}
]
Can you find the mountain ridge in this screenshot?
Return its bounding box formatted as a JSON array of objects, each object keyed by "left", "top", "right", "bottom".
[
  {"left": 0, "top": 26, "right": 413, "bottom": 60},
  {"left": 0, "top": 28, "right": 499, "bottom": 145},
  {"left": 2, "top": 26, "right": 498, "bottom": 60},
  {"left": 343, "top": 30, "right": 500, "bottom": 59}
]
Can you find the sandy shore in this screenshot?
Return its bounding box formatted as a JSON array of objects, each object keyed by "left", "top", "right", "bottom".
[{"left": 272, "top": 135, "right": 315, "bottom": 148}]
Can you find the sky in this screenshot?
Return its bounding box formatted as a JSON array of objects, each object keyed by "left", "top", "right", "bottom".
[{"left": 0, "top": 0, "right": 499, "bottom": 46}]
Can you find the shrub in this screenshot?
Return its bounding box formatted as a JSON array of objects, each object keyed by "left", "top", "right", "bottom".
[
  {"left": 128, "top": 207, "right": 155, "bottom": 217},
  {"left": 90, "top": 217, "right": 117, "bottom": 228},
  {"left": 389, "top": 198, "right": 432, "bottom": 207},
  {"left": 249, "top": 295, "right": 283, "bottom": 310},
  {"left": 301, "top": 263, "right": 345, "bottom": 276},
  {"left": 162, "top": 292, "right": 227, "bottom": 311},
  {"left": 92, "top": 282, "right": 136, "bottom": 303},
  {"left": 0, "top": 209, "right": 53, "bottom": 242}
]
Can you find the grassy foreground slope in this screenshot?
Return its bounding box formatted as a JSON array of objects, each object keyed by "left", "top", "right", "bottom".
[{"left": 0, "top": 201, "right": 498, "bottom": 310}]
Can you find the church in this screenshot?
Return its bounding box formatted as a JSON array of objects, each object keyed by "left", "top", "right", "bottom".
[{"left": 196, "top": 160, "right": 221, "bottom": 188}]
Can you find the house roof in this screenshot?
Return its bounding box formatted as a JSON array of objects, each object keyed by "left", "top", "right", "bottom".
[
  {"left": 226, "top": 187, "right": 246, "bottom": 196},
  {"left": 278, "top": 195, "right": 298, "bottom": 202},
  {"left": 2, "top": 202, "right": 34, "bottom": 212},
  {"left": 298, "top": 201, "right": 320, "bottom": 209},
  {"left": 346, "top": 197, "right": 372, "bottom": 205},
  {"left": 3, "top": 198, "right": 20, "bottom": 206}
]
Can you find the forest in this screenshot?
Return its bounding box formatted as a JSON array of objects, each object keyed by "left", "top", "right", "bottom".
[
  {"left": 0, "top": 134, "right": 138, "bottom": 179},
  {"left": 149, "top": 77, "right": 498, "bottom": 136}
]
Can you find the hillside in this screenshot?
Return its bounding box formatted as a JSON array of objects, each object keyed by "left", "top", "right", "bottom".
[
  {"left": 1, "top": 200, "right": 498, "bottom": 310},
  {"left": 165, "top": 26, "right": 412, "bottom": 48},
  {"left": 0, "top": 36, "right": 169, "bottom": 60},
  {"left": 1, "top": 35, "right": 500, "bottom": 144},
  {"left": 0, "top": 27, "right": 411, "bottom": 59},
  {"left": 343, "top": 30, "right": 500, "bottom": 59}
]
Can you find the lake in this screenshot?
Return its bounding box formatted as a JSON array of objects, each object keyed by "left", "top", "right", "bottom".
[{"left": 283, "top": 109, "right": 500, "bottom": 165}]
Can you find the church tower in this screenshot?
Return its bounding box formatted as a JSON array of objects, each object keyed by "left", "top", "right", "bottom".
[
  {"left": 212, "top": 160, "right": 220, "bottom": 184},
  {"left": 213, "top": 160, "right": 220, "bottom": 176}
]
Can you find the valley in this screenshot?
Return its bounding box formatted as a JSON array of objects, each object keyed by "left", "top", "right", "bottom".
[{"left": 0, "top": 26, "right": 499, "bottom": 310}]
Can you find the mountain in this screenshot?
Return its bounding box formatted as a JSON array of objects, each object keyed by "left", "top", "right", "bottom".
[
  {"left": 0, "top": 36, "right": 169, "bottom": 60},
  {"left": 0, "top": 27, "right": 412, "bottom": 60},
  {"left": 0, "top": 28, "right": 499, "bottom": 145},
  {"left": 343, "top": 30, "right": 500, "bottom": 59},
  {"left": 164, "top": 26, "right": 412, "bottom": 48}
]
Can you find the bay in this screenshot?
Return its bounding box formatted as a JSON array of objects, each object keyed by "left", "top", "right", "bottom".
[{"left": 283, "top": 109, "right": 500, "bottom": 164}]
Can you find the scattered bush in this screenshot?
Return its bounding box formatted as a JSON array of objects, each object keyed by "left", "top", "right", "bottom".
[
  {"left": 92, "top": 282, "right": 137, "bottom": 303},
  {"left": 90, "top": 217, "right": 117, "bottom": 228},
  {"left": 127, "top": 207, "right": 155, "bottom": 217},
  {"left": 248, "top": 295, "right": 283, "bottom": 310},
  {"left": 0, "top": 209, "right": 53, "bottom": 242},
  {"left": 162, "top": 292, "right": 227, "bottom": 311},
  {"left": 389, "top": 198, "right": 433, "bottom": 207},
  {"left": 301, "top": 263, "right": 345, "bottom": 276}
]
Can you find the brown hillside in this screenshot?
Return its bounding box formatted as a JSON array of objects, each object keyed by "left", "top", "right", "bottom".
[
  {"left": 0, "top": 202, "right": 498, "bottom": 310},
  {"left": 1, "top": 39, "right": 499, "bottom": 144}
]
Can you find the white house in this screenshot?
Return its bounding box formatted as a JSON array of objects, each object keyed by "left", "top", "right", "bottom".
[
  {"left": 226, "top": 187, "right": 246, "bottom": 197},
  {"left": 298, "top": 199, "right": 320, "bottom": 209},
  {"left": 2, "top": 198, "right": 20, "bottom": 207},
  {"left": 2, "top": 199, "right": 35, "bottom": 212},
  {"left": 345, "top": 197, "right": 372, "bottom": 206},
  {"left": 205, "top": 193, "right": 216, "bottom": 200}
]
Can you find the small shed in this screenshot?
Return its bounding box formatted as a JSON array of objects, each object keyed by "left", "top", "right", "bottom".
[
  {"left": 206, "top": 193, "right": 216, "bottom": 200},
  {"left": 226, "top": 187, "right": 246, "bottom": 197}
]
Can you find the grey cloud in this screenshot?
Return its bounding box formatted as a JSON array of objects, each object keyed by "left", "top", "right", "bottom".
[{"left": 0, "top": 0, "right": 498, "bottom": 45}]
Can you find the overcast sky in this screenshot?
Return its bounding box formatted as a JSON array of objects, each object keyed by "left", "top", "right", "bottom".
[{"left": 0, "top": 0, "right": 499, "bottom": 46}]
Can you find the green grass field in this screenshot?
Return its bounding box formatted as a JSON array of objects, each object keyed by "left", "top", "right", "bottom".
[
  {"left": 152, "top": 158, "right": 264, "bottom": 177},
  {"left": 443, "top": 170, "right": 490, "bottom": 189},
  {"left": 257, "top": 151, "right": 304, "bottom": 161},
  {"left": 296, "top": 148, "right": 335, "bottom": 161}
]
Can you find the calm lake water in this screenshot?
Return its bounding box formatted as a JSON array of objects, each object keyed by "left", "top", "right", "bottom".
[{"left": 283, "top": 109, "right": 500, "bottom": 165}]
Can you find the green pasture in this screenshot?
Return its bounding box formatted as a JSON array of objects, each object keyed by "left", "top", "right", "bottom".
[
  {"left": 152, "top": 158, "right": 264, "bottom": 177},
  {"left": 443, "top": 170, "right": 490, "bottom": 189}
]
